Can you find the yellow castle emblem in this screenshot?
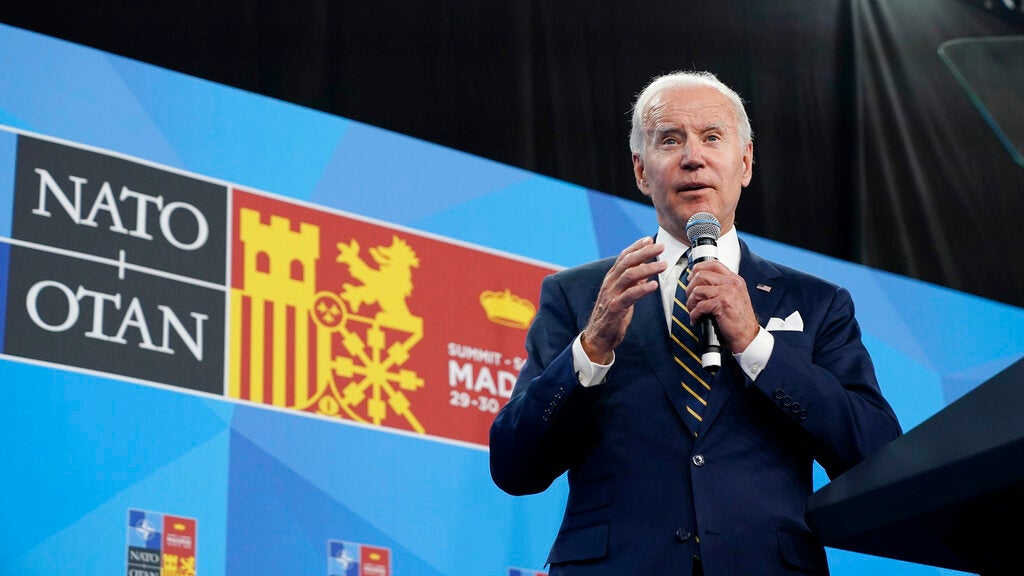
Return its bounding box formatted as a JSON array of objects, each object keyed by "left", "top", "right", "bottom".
[{"left": 231, "top": 208, "right": 425, "bottom": 433}]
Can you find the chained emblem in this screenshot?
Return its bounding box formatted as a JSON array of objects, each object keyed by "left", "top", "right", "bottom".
[{"left": 311, "top": 235, "right": 426, "bottom": 432}]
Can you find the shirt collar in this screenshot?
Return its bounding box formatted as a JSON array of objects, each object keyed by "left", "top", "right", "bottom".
[{"left": 656, "top": 225, "right": 741, "bottom": 273}]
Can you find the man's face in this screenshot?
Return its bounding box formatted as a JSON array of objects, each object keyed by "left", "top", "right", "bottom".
[{"left": 632, "top": 85, "right": 753, "bottom": 243}]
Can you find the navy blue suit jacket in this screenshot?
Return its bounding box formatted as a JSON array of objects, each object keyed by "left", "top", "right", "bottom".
[{"left": 490, "top": 239, "right": 902, "bottom": 576}]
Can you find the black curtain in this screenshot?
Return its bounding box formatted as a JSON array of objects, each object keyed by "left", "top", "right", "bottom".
[
  {"left": 2, "top": 0, "right": 1021, "bottom": 307},
  {"left": 853, "top": 0, "right": 1024, "bottom": 306}
]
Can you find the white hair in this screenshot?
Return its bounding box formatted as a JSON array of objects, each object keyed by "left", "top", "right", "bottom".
[{"left": 629, "top": 70, "right": 753, "bottom": 156}]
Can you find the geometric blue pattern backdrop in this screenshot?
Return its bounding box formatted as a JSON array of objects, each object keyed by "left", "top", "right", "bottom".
[{"left": 1, "top": 23, "right": 1021, "bottom": 576}]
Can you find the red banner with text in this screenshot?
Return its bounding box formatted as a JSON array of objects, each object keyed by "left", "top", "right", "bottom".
[{"left": 229, "top": 189, "right": 557, "bottom": 446}]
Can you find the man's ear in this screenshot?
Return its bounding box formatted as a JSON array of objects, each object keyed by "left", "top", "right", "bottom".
[
  {"left": 741, "top": 141, "right": 754, "bottom": 187},
  {"left": 632, "top": 152, "right": 651, "bottom": 197}
]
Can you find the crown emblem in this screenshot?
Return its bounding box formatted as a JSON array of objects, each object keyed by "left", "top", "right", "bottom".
[{"left": 480, "top": 289, "right": 536, "bottom": 329}]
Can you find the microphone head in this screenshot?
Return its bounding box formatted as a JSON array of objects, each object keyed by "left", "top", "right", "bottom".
[{"left": 686, "top": 212, "right": 721, "bottom": 243}]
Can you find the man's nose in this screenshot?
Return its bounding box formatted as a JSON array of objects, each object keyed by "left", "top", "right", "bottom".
[{"left": 679, "top": 141, "right": 705, "bottom": 169}]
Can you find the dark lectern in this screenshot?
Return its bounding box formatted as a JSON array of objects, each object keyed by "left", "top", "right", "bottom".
[{"left": 807, "top": 356, "right": 1024, "bottom": 576}]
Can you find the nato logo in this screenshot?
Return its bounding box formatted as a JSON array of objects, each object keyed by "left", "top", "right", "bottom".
[
  {"left": 128, "top": 510, "right": 162, "bottom": 550},
  {"left": 328, "top": 540, "right": 359, "bottom": 576},
  {"left": 127, "top": 509, "right": 163, "bottom": 575},
  {"left": 327, "top": 539, "right": 391, "bottom": 576}
]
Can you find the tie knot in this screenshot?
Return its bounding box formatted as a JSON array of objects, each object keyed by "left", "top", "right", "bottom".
[{"left": 677, "top": 250, "right": 691, "bottom": 286}]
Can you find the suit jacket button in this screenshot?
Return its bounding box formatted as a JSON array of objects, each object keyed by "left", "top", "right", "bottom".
[
  {"left": 675, "top": 528, "right": 693, "bottom": 542},
  {"left": 691, "top": 454, "right": 705, "bottom": 467},
  {"left": 773, "top": 388, "right": 786, "bottom": 399}
]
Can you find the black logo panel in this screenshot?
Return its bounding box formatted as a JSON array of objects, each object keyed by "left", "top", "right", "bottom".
[{"left": 12, "top": 136, "right": 227, "bottom": 285}]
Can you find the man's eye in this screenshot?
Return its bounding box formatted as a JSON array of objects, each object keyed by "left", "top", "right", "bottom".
[
  {"left": 706, "top": 134, "right": 722, "bottom": 142},
  {"left": 662, "top": 137, "right": 679, "bottom": 145}
]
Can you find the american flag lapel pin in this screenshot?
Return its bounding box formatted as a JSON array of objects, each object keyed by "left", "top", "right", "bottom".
[{"left": 756, "top": 283, "right": 772, "bottom": 293}]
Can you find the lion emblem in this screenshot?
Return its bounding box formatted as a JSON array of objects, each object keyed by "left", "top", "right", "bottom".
[{"left": 335, "top": 235, "right": 420, "bottom": 331}]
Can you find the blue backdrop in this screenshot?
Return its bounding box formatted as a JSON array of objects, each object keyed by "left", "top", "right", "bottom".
[{"left": 1, "top": 23, "right": 1021, "bottom": 576}]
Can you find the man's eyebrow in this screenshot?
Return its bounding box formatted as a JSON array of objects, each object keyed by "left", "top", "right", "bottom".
[
  {"left": 651, "top": 123, "right": 683, "bottom": 135},
  {"left": 649, "top": 121, "right": 730, "bottom": 135}
]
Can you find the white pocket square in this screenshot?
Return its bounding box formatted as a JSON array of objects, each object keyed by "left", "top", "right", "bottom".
[{"left": 766, "top": 310, "right": 804, "bottom": 332}]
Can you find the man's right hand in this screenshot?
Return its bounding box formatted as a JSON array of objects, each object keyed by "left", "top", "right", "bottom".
[{"left": 581, "top": 237, "right": 667, "bottom": 364}]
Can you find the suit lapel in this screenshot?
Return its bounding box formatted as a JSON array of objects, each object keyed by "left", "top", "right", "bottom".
[
  {"left": 740, "top": 241, "right": 786, "bottom": 328},
  {"left": 697, "top": 240, "right": 785, "bottom": 435}
]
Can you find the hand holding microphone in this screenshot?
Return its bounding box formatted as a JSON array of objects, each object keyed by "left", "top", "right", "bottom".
[{"left": 684, "top": 213, "right": 762, "bottom": 367}]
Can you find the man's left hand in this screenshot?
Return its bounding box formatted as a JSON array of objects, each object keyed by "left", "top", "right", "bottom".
[{"left": 685, "top": 260, "right": 760, "bottom": 353}]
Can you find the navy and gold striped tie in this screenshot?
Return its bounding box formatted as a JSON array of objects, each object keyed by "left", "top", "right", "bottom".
[{"left": 671, "top": 256, "right": 713, "bottom": 436}]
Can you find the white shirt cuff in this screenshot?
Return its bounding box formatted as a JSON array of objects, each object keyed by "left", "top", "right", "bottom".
[
  {"left": 572, "top": 333, "right": 613, "bottom": 387},
  {"left": 733, "top": 326, "right": 774, "bottom": 381}
]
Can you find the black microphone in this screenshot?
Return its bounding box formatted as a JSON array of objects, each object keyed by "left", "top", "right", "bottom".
[{"left": 685, "top": 212, "right": 722, "bottom": 373}]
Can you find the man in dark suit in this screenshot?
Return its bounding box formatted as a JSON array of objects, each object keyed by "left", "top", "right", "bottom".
[{"left": 489, "top": 71, "right": 902, "bottom": 575}]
